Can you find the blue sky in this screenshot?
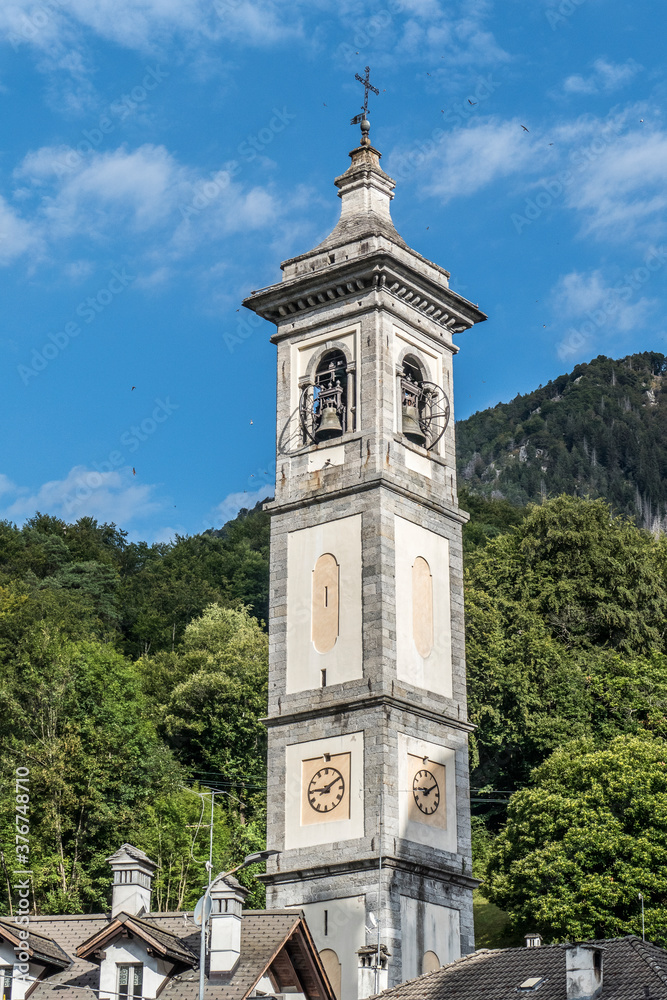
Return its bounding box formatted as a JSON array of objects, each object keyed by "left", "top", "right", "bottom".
[{"left": 1, "top": 0, "right": 666, "bottom": 542}]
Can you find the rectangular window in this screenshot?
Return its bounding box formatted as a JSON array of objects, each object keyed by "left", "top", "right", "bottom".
[
  {"left": 117, "top": 966, "right": 143, "bottom": 1000},
  {"left": 2, "top": 968, "right": 12, "bottom": 1000}
]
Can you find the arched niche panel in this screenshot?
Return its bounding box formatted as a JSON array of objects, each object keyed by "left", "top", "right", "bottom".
[
  {"left": 312, "top": 553, "right": 340, "bottom": 654},
  {"left": 422, "top": 951, "right": 440, "bottom": 974},
  {"left": 394, "top": 515, "right": 452, "bottom": 698},
  {"left": 412, "top": 556, "right": 434, "bottom": 658},
  {"left": 320, "top": 950, "right": 342, "bottom": 1000}
]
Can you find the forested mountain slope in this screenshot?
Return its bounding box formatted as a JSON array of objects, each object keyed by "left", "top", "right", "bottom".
[{"left": 457, "top": 351, "right": 667, "bottom": 530}]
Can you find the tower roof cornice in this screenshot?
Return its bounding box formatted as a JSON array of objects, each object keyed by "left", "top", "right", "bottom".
[{"left": 243, "top": 248, "right": 486, "bottom": 337}]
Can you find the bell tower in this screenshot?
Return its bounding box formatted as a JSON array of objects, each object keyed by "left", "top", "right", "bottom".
[{"left": 243, "top": 112, "right": 486, "bottom": 1000}]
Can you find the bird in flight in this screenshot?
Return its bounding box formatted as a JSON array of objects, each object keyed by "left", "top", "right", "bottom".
[
  {"left": 132, "top": 468, "right": 136, "bottom": 476},
  {"left": 521, "top": 125, "right": 530, "bottom": 132},
  {"left": 131, "top": 386, "right": 135, "bottom": 390},
  {"left": 468, "top": 100, "right": 477, "bottom": 106}
]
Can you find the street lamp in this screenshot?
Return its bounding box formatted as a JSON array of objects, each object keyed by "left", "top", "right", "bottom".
[{"left": 197, "top": 849, "right": 280, "bottom": 1000}]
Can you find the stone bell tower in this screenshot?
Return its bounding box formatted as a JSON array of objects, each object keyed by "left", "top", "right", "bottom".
[{"left": 243, "top": 113, "right": 486, "bottom": 1000}]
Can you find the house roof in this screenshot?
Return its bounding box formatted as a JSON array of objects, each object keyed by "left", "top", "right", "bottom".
[
  {"left": 76, "top": 912, "right": 196, "bottom": 964},
  {"left": 372, "top": 936, "right": 667, "bottom": 1000},
  {"left": 105, "top": 845, "right": 157, "bottom": 870},
  {"left": 0, "top": 919, "right": 70, "bottom": 969},
  {"left": 26, "top": 909, "right": 335, "bottom": 1000}
]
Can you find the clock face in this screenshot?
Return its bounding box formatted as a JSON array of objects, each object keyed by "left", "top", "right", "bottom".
[
  {"left": 407, "top": 754, "right": 447, "bottom": 828},
  {"left": 412, "top": 768, "right": 440, "bottom": 815},
  {"left": 301, "top": 752, "right": 351, "bottom": 825},
  {"left": 307, "top": 767, "right": 346, "bottom": 813}
]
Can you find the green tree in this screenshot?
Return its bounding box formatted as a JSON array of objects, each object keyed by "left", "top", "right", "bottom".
[
  {"left": 484, "top": 734, "right": 667, "bottom": 944},
  {"left": 130, "top": 788, "right": 234, "bottom": 912},
  {"left": 141, "top": 604, "right": 269, "bottom": 811},
  {"left": 466, "top": 495, "right": 667, "bottom": 655},
  {"left": 0, "top": 607, "right": 179, "bottom": 914}
]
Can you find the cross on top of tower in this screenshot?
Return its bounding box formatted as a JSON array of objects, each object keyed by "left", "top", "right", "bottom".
[
  {"left": 356, "top": 66, "right": 379, "bottom": 117},
  {"left": 351, "top": 66, "right": 379, "bottom": 144}
]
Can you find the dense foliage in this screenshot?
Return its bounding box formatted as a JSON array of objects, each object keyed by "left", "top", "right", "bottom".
[
  {"left": 0, "top": 504, "right": 271, "bottom": 915},
  {"left": 484, "top": 736, "right": 667, "bottom": 943},
  {"left": 5, "top": 350, "right": 667, "bottom": 944},
  {"left": 457, "top": 352, "right": 667, "bottom": 530}
]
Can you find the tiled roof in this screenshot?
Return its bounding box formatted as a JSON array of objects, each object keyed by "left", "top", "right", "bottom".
[
  {"left": 159, "top": 911, "right": 303, "bottom": 1000},
  {"left": 373, "top": 937, "right": 667, "bottom": 1000},
  {"left": 76, "top": 912, "right": 197, "bottom": 964},
  {"left": 26, "top": 909, "right": 333, "bottom": 1000},
  {"left": 105, "top": 845, "right": 157, "bottom": 869},
  {"left": 0, "top": 919, "right": 70, "bottom": 967}
]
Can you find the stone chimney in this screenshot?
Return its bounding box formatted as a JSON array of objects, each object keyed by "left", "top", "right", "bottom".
[
  {"left": 357, "top": 945, "right": 390, "bottom": 999},
  {"left": 565, "top": 944, "right": 604, "bottom": 1000},
  {"left": 106, "top": 844, "right": 157, "bottom": 918},
  {"left": 209, "top": 875, "right": 249, "bottom": 975}
]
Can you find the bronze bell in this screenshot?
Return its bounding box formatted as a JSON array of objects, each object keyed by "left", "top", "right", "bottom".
[
  {"left": 316, "top": 406, "right": 343, "bottom": 442},
  {"left": 402, "top": 404, "right": 426, "bottom": 446}
]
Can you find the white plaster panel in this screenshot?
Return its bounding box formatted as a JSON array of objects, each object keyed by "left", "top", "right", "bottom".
[
  {"left": 403, "top": 448, "right": 431, "bottom": 479},
  {"left": 286, "top": 514, "right": 362, "bottom": 693},
  {"left": 394, "top": 516, "right": 452, "bottom": 697},
  {"left": 399, "top": 896, "right": 460, "bottom": 981},
  {"left": 308, "top": 444, "right": 345, "bottom": 472},
  {"left": 300, "top": 896, "right": 366, "bottom": 1000},
  {"left": 285, "top": 732, "right": 364, "bottom": 849},
  {"left": 397, "top": 733, "right": 457, "bottom": 853},
  {"left": 99, "top": 940, "right": 168, "bottom": 1000}
]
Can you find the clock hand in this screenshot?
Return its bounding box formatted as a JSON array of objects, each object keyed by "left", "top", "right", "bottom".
[
  {"left": 315, "top": 777, "right": 343, "bottom": 795},
  {"left": 416, "top": 785, "right": 438, "bottom": 795}
]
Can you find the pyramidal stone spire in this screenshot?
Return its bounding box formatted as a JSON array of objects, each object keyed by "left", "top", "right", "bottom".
[{"left": 313, "top": 120, "right": 407, "bottom": 253}]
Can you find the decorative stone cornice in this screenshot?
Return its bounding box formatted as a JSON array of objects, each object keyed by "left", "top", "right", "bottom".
[
  {"left": 243, "top": 250, "right": 485, "bottom": 336},
  {"left": 263, "top": 691, "right": 476, "bottom": 734},
  {"left": 258, "top": 855, "right": 480, "bottom": 891}
]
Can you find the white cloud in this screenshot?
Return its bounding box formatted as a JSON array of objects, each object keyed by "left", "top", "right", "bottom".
[
  {"left": 553, "top": 267, "right": 660, "bottom": 361},
  {"left": 6, "top": 143, "right": 284, "bottom": 268},
  {"left": 566, "top": 129, "right": 667, "bottom": 241},
  {"left": 210, "top": 485, "right": 273, "bottom": 527},
  {"left": 0, "top": 465, "right": 163, "bottom": 526},
  {"left": 563, "top": 58, "right": 641, "bottom": 95},
  {"left": 390, "top": 119, "right": 539, "bottom": 203},
  {"left": 0, "top": 0, "right": 305, "bottom": 57},
  {"left": 0, "top": 196, "right": 42, "bottom": 264}
]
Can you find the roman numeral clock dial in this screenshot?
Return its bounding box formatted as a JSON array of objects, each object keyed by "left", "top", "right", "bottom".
[
  {"left": 308, "top": 767, "right": 345, "bottom": 813},
  {"left": 413, "top": 768, "right": 440, "bottom": 815}
]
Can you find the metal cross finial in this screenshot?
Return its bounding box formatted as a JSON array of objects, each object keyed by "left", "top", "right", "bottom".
[{"left": 355, "top": 65, "right": 379, "bottom": 119}]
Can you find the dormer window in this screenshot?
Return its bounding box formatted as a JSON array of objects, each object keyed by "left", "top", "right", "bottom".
[
  {"left": 2, "top": 967, "right": 12, "bottom": 1000},
  {"left": 118, "top": 965, "right": 143, "bottom": 1000}
]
